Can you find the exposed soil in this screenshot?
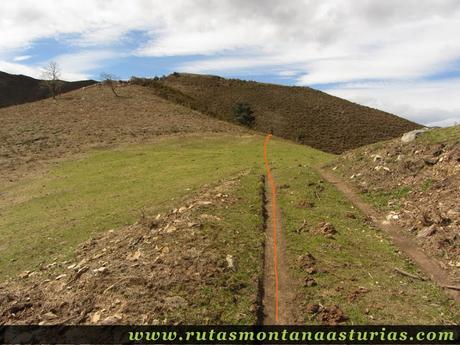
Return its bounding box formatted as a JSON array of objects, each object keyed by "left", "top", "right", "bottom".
[
  {"left": 308, "top": 304, "right": 348, "bottom": 325},
  {"left": 261, "top": 167, "right": 298, "bottom": 324},
  {"left": 330, "top": 129, "right": 460, "bottom": 284},
  {"left": 0, "top": 84, "right": 243, "bottom": 184},
  {"left": 134, "top": 73, "right": 421, "bottom": 154},
  {"left": 0, "top": 175, "right": 259, "bottom": 324},
  {"left": 317, "top": 167, "right": 460, "bottom": 302},
  {"left": 313, "top": 222, "right": 337, "bottom": 238}
]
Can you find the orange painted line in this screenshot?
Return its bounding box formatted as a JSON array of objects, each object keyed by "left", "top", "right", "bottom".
[{"left": 263, "top": 134, "right": 279, "bottom": 323}]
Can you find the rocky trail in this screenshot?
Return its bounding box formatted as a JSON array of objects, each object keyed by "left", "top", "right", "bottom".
[
  {"left": 317, "top": 167, "right": 460, "bottom": 302},
  {"left": 331, "top": 131, "right": 460, "bottom": 282}
]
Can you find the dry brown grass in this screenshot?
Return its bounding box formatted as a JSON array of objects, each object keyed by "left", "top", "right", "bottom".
[{"left": 0, "top": 84, "right": 243, "bottom": 182}]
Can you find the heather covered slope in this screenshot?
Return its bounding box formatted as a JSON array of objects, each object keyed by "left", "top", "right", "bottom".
[
  {"left": 0, "top": 84, "right": 243, "bottom": 182},
  {"left": 0, "top": 71, "right": 96, "bottom": 108},
  {"left": 148, "top": 73, "right": 421, "bottom": 153}
]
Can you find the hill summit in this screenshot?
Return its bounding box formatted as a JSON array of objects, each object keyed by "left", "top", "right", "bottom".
[{"left": 135, "top": 73, "right": 421, "bottom": 153}]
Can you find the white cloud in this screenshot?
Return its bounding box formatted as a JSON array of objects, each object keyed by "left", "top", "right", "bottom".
[
  {"left": 13, "top": 55, "right": 32, "bottom": 62},
  {"left": 325, "top": 79, "right": 460, "bottom": 126},
  {"left": 53, "top": 50, "right": 122, "bottom": 80},
  {"left": 0, "top": 60, "right": 41, "bottom": 78},
  {"left": 0, "top": 1, "right": 154, "bottom": 53},
  {"left": 2, "top": 1, "right": 460, "bottom": 78},
  {"left": 1, "top": 1, "right": 460, "bottom": 124},
  {"left": 0, "top": 50, "right": 120, "bottom": 81},
  {"left": 277, "top": 70, "right": 299, "bottom": 77}
]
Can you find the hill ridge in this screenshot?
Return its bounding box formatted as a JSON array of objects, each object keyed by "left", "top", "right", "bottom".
[
  {"left": 0, "top": 71, "right": 97, "bottom": 108},
  {"left": 132, "top": 73, "right": 421, "bottom": 153}
]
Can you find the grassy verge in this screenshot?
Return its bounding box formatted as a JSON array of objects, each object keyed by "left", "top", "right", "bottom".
[
  {"left": 419, "top": 125, "right": 460, "bottom": 144},
  {"left": 362, "top": 186, "right": 412, "bottom": 212},
  {"left": 181, "top": 172, "right": 264, "bottom": 324},
  {"left": 269, "top": 153, "right": 459, "bottom": 323}
]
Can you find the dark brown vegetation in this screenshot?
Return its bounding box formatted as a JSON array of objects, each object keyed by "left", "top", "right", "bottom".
[
  {"left": 0, "top": 84, "right": 243, "bottom": 183},
  {"left": 0, "top": 71, "right": 96, "bottom": 108},
  {"left": 131, "top": 73, "right": 421, "bottom": 154}
]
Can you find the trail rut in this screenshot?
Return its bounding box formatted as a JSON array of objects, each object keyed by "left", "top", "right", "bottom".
[
  {"left": 262, "top": 134, "right": 297, "bottom": 324},
  {"left": 261, "top": 179, "right": 297, "bottom": 324}
]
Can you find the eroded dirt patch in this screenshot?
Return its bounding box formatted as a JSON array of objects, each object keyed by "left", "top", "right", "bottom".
[
  {"left": 331, "top": 131, "right": 460, "bottom": 282},
  {"left": 0, "top": 174, "right": 262, "bottom": 324}
]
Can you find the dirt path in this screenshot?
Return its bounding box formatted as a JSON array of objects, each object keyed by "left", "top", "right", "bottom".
[
  {"left": 261, "top": 180, "right": 297, "bottom": 324},
  {"left": 317, "top": 166, "right": 460, "bottom": 302},
  {"left": 261, "top": 134, "right": 297, "bottom": 324}
]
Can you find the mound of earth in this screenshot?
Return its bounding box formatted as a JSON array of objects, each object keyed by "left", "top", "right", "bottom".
[
  {"left": 331, "top": 126, "right": 460, "bottom": 281},
  {"left": 0, "top": 71, "right": 96, "bottom": 108},
  {"left": 0, "top": 84, "right": 243, "bottom": 183},
  {"left": 132, "top": 73, "right": 421, "bottom": 154},
  {"left": 0, "top": 176, "right": 258, "bottom": 325}
]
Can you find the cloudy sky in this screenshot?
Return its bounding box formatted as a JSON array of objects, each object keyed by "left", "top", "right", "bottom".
[{"left": 1, "top": 0, "right": 460, "bottom": 126}]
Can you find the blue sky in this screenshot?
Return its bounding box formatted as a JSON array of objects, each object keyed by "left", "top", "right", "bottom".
[
  {"left": 1, "top": 0, "right": 460, "bottom": 126},
  {"left": 11, "top": 35, "right": 302, "bottom": 85}
]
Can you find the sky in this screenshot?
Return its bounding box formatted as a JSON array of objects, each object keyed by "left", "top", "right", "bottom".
[{"left": 1, "top": 1, "right": 460, "bottom": 127}]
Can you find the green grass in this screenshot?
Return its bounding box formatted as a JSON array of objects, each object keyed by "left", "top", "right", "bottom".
[
  {"left": 421, "top": 178, "right": 434, "bottom": 192},
  {"left": 363, "top": 186, "right": 412, "bottom": 211},
  {"left": 269, "top": 157, "right": 459, "bottom": 323},
  {"left": 0, "top": 134, "right": 331, "bottom": 279},
  {"left": 186, "top": 172, "right": 264, "bottom": 324},
  {"left": 1, "top": 132, "right": 457, "bottom": 324},
  {"left": 419, "top": 125, "right": 460, "bottom": 144}
]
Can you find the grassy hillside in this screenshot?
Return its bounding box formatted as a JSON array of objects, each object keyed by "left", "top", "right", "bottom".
[
  {"left": 0, "top": 84, "right": 242, "bottom": 183},
  {"left": 0, "top": 71, "right": 96, "bottom": 108},
  {"left": 0, "top": 80, "right": 457, "bottom": 325},
  {"left": 0, "top": 135, "right": 331, "bottom": 325},
  {"left": 0, "top": 135, "right": 267, "bottom": 278},
  {"left": 132, "top": 73, "right": 421, "bottom": 153},
  {"left": 1, "top": 134, "right": 457, "bottom": 324},
  {"left": 1, "top": 171, "right": 266, "bottom": 325}
]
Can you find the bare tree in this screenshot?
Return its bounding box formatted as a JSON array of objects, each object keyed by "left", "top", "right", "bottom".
[
  {"left": 41, "top": 61, "right": 62, "bottom": 99},
  {"left": 100, "top": 73, "right": 119, "bottom": 97}
]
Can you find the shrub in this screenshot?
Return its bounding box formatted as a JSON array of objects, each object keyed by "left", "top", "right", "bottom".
[
  {"left": 100, "top": 73, "right": 119, "bottom": 97},
  {"left": 296, "top": 129, "right": 306, "bottom": 143},
  {"left": 233, "top": 103, "right": 255, "bottom": 127}
]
